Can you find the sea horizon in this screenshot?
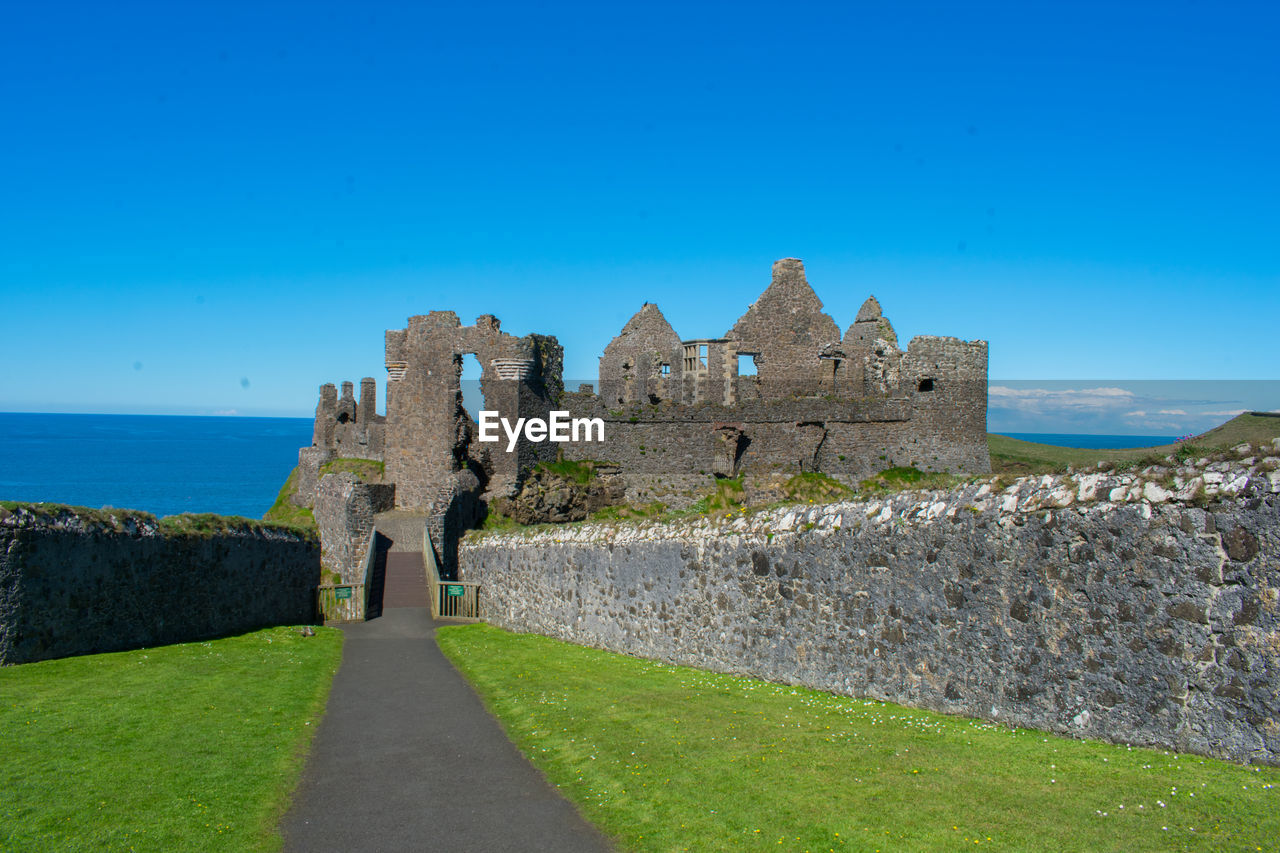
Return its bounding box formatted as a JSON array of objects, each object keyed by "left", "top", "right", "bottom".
[
  {"left": 0, "top": 412, "right": 312, "bottom": 519},
  {"left": 0, "top": 412, "right": 1186, "bottom": 518}
]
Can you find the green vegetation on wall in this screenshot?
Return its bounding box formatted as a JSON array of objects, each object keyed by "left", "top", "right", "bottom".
[
  {"left": 782, "top": 471, "right": 852, "bottom": 502},
  {"left": 688, "top": 475, "right": 745, "bottom": 514},
  {"left": 536, "top": 458, "right": 599, "bottom": 485},
  {"left": 3, "top": 500, "right": 314, "bottom": 539}
]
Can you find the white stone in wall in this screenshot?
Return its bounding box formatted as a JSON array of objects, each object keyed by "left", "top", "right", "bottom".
[
  {"left": 1047, "top": 485, "right": 1075, "bottom": 507},
  {"left": 1221, "top": 474, "right": 1250, "bottom": 496},
  {"left": 1076, "top": 473, "right": 1104, "bottom": 501},
  {"left": 1174, "top": 477, "right": 1204, "bottom": 501}
]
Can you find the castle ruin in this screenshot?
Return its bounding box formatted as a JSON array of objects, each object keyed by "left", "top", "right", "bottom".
[{"left": 294, "top": 258, "right": 989, "bottom": 575}]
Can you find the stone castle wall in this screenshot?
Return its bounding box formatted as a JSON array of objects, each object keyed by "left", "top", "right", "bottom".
[
  {"left": 554, "top": 258, "right": 990, "bottom": 505},
  {"left": 292, "top": 258, "right": 988, "bottom": 519},
  {"left": 461, "top": 451, "right": 1280, "bottom": 764},
  {"left": 384, "top": 312, "right": 561, "bottom": 508},
  {"left": 0, "top": 506, "right": 320, "bottom": 665},
  {"left": 314, "top": 474, "right": 395, "bottom": 583}
]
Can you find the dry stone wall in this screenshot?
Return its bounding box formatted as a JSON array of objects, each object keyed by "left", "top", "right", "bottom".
[
  {"left": 0, "top": 506, "right": 319, "bottom": 665},
  {"left": 461, "top": 446, "right": 1280, "bottom": 764}
]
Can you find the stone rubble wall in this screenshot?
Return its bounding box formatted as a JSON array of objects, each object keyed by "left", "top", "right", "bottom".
[
  {"left": 559, "top": 389, "right": 989, "bottom": 503},
  {"left": 0, "top": 506, "right": 320, "bottom": 665},
  {"left": 461, "top": 443, "right": 1280, "bottom": 764},
  {"left": 314, "top": 473, "right": 395, "bottom": 583}
]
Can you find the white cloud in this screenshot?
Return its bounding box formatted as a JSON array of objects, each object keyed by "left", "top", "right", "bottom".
[
  {"left": 989, "top": 386, "right": 1136, "bottom": 415},
  {"left": 213, "top": 408, "right": 239, "bottom": 416}
]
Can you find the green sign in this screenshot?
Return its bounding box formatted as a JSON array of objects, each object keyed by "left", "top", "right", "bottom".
[
  {"left": 445, "top": 584, "right": 466, "bottom": 598},
  {"left": 335, "top": 587, "right": 353, "bottom": 600}
]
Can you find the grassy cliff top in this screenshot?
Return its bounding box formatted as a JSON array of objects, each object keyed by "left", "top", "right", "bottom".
[{"left": 989, "top": 412, "right": 1280, "bottom": 476}]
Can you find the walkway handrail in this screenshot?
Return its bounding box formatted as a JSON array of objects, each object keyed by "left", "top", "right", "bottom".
[
  {"left": 422, "top": 520, "right": 440, "bottom": 619},
  {"left": 422, "top": 521, "right": 482, "bottom": 621},
  {"left": 359, "top": 524, "right": 376, "bottom": 618}
]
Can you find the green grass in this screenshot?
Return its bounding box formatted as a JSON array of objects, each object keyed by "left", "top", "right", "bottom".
[
  {"left": 479, "top": 506, "right": 527, "bottom": 532},
  {"left": 2, "top": 499, "right": 315, "bottom": 539},
  {"left": 0, "top": 500, "right": 159, "bottom": 528},
  {"left": 689, "top": 476, "right": 746, "bottom": 514},
  {"left": 157, "top": 512, "right": 314, "bottom": 538},
  {"left": 591, "top": 501, "right": 668, "bottom": 522},
  {"left": 438, "top": 624, "right": 1280, "bottom": 853},
  {"left": 856, "top": 465, "right": 963, "bottom": 495},
  {"left": 782, "top": 472, "right": 853, "bottom": 503},
  {"left": 537, "top": 458, "right": 602, "bottom": 485},
  {"left": 0, "top": 626, "right": 343, "bottom": 852},
  {"left": 317, "top": 457, "right": 385, "bottom": 482},
  {"left": 988, "top": 412, "right": 1280, "bottom": 476},
  {"left": 263, "top": 466, "right": 316, "bottom": 530}
]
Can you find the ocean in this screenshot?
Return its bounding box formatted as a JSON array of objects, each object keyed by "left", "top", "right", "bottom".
[
  {"left": 0, "top": 414, "right": 1181, "bottom": 519},
  {"left": 0, "top": 413, "right": 312, "bottom": 519},
  {"left": 997, "top": 432, "right": 1179, "bottom": 449}
]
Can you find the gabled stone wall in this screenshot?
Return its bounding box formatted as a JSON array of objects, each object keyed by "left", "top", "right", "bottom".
[{"left": 567, "top": 258, "right": 990, "bottom": 502}]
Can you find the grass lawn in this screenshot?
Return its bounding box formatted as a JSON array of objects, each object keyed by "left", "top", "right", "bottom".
[
  {"left": 439, "top": 624, "right": 1280, "bottom": 853},
  {"left": 0, "top": 626, "right": 343, "bottom": 852}
]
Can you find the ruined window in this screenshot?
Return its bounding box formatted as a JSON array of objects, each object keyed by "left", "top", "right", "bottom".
[
  {"left": 660, "top": 363, "right": 670, "bottom": 375},
  {"left": 737, "top": 354, "right": 758, "bottom": 376},
  {"left": 918, "top": 378, "right": 935, "bottom": 392},
  {"left": 683, "top": 343, "right": 706, "bottom": 373}
]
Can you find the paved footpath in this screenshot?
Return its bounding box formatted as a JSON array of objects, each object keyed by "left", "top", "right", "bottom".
[{"left": 280, "top": 607, "right": 613, "bottom": 852}]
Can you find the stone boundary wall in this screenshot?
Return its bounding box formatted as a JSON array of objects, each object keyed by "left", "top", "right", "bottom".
[
  {"left": 0, "top": 506, "right": 320, "bottom": 665},
  {"left": 315, "top": 473, "right": 395, "bottom": 583},
  {"left": 461, "top": 447, "right": 1280, "bottom": 764}
]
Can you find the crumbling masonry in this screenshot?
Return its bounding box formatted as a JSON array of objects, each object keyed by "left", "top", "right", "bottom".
[{"left": 293, "top": 258, "right": 989, "bottom": 575}]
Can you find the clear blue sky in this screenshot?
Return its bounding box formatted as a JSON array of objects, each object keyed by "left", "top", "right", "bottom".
[{"left": 3, "top": 1, "right": 1277, "bottom": 417}]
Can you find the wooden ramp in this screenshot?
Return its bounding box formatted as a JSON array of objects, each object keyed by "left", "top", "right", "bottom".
[{"left": 381, "top": 551, "right": 428, "bottom": 609}]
